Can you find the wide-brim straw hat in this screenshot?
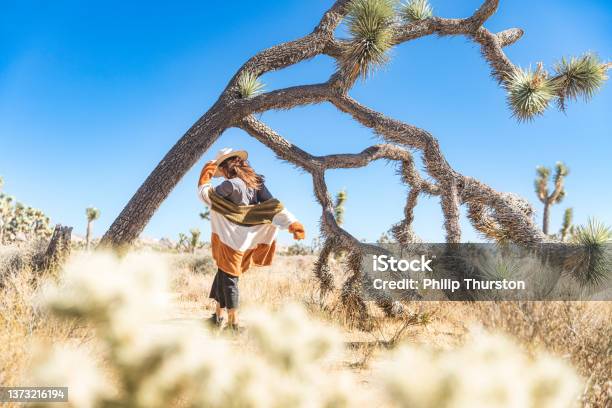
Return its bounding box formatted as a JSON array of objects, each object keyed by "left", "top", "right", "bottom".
[{"left": 212, "top": 147, "right": 248, "bottom": 177}]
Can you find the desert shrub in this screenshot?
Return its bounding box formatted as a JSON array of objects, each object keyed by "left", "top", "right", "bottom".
[
  {"left": 0, "top": 241, "right": 47, "bottom": 287},
  {"left": 284, "top": 243, "right": 310, "bottom": 256},
  {"left": 172, "top": 253, "right": 216, "bottom": 275},
  {"left": 380, "top": 328, "right": 581, "bottom": 408},
  {"left": 0, "top": 246, "right": 85, "bottom": 389},
  {"left": 27, "top": 250, "right": 587, "bottom": 408},
  {"left": 472, "top": 301, "right": 611, "bottom": 407},
  {"left": 33, "top": 251, "right": 358, "bottom": 408}
]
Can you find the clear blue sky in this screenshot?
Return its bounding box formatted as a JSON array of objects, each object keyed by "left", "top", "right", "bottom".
[{"left": 1, "top": 0, "right": 611, "bottom": 244}]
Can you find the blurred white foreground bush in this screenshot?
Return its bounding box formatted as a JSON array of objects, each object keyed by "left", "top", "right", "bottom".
[
  {"left": 380, "top": 330, "right": 581, "bottom": 408},
  {"left": 32, "top": 252, "right": 581, "bottom": 408}
]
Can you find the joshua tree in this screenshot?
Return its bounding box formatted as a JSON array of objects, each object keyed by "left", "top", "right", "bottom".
[
  {"left": 535, "top": 162, "right": 569, "bottom": 235},
  {"left": 189, "top": 228, "right": 201, "bottom": 254},
  {"left": 333, "top": 190, "right": 347, "bottom": 226},
  {"left": 559, "top": 208, "right": 574, "bottom": 242},
  {"left": 101, "top": 1, "right": 609, "bottom": 316},
  {"left": 2, "top": 202, "right": 52, "bottom": 243},
  {"left": 0, "top": 177, "right": 52, "bottom": 243},
  {"left": 85, "top": 207, "right": 101, "bottom": 250},
  {"left": 177, "top": 232, "right": 188, "bottom": 251}
]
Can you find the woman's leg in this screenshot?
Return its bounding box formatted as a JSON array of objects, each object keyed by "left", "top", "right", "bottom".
[
  {"left": 208, "top": 271, "right": 225, "bottom": 325},
  {"left": 219, "top": 269, "right": 240, "bottom": 328},
  {"left": 215, "top": 302, "right": 224, "bottom": 319},
  {"left": 227, "top": 308, "right": 237, "bottom": 325}
]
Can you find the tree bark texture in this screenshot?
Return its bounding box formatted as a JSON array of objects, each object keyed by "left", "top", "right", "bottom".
[
  {"left": 543, "top": 203, "right": 550, "bottom": 235},
  {"left": 35, "top": 224, "right": 73, "bottom": 272}
]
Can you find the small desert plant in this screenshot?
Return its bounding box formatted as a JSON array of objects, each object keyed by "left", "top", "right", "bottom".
[
  {"left": 237, "top": 71, "right": 264, "bottom": 98},
  {"left": 284, "top": 243, "right": 310, "bottom": 256},
  {"left": 569, "top": 218, "right": 612, "bottom": 286},
  {"left": 85, "top": 207, "right": 100, "bottom": 251},
  {"left": 400, "top": 0, "right": 433, "bottom": 22},
  {"left": 342, "top": 0, "right": 396, "bottom": 80},
  {"left": 173, "top": 253, "right": 216, "bottom": 275}
]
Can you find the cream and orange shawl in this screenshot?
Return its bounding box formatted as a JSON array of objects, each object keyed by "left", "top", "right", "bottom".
[{"left": 198, "top": 182, "right": 297, "bottom": 277}]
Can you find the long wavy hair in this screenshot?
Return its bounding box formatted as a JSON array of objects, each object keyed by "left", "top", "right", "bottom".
[{"left": 219, "top": 156, "right": 264, "bottom": 190}]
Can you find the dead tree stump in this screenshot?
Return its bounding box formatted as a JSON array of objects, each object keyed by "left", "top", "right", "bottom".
[{"left": 34, "top": 224, "right": 73, "bottom": 272}]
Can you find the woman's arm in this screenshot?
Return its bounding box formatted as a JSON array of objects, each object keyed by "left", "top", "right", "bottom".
[
  {"left": 197, "top": 161, "right": 217, "bottom": 206},
  {"left": 215, "top": 180, "right": 237, "bottom": 198},
  {"left": 271, "top": 207, "right": 305, "bottom": 240},
  {"left": 261, "top": 184, "right": 305, "bottom": 239},
  {"left": 256, "top": 184, "right": 273, "bottom": 202}
]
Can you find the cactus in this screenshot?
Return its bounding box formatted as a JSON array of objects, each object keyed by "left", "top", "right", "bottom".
[{"left": 534, "top": 162, "right": 569, "bottom": 235}]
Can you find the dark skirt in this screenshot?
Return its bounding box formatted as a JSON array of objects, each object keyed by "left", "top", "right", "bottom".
[{"left": 209, "top": 269, "right": 240, "bottom": 309}]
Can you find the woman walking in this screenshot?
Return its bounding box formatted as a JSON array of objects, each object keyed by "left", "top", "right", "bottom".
[{"left": 197, "top": 147, "right": 305, "bottom": 331}]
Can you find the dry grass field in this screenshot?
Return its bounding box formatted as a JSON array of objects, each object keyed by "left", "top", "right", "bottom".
[{"left": 1, "top": 244, "right": 610, "bottom": 407}]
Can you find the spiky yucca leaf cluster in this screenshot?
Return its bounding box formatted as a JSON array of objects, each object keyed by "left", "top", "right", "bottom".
[
  {"left": 553, "top": 53, "right": 609, "bottom": 111},
  {"left": 570, "top": 218, "right": 611, "bottom": 286},
  {"left": 237, "top": 71, "right": 264, "bottom": 99},
  {"left": 343, "top": 0, "right": 396, "bottom": 80},
  {"left": 508, "top": 55, "right": 609, "bottom": 120},
  {"left": 400, "top": 0, "right": 433, "bottom": 22},
  {"left": 86, "top": 207, "right": 100, "bottom": 222},
  {"left": 507, "top": 65, "right": 557, "bottom": 122}
]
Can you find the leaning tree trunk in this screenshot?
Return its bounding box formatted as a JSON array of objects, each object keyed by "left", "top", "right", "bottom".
[
  {"left": 100, "top": 104, "right": 230, "bottom": 247},
  {"left": 99, "top": 1, "right": 349, "bottom": 247}
]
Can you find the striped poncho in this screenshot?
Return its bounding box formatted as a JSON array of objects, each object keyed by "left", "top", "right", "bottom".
[{"left": 198, "top": 182, "right": 297, "bottom": 277}]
